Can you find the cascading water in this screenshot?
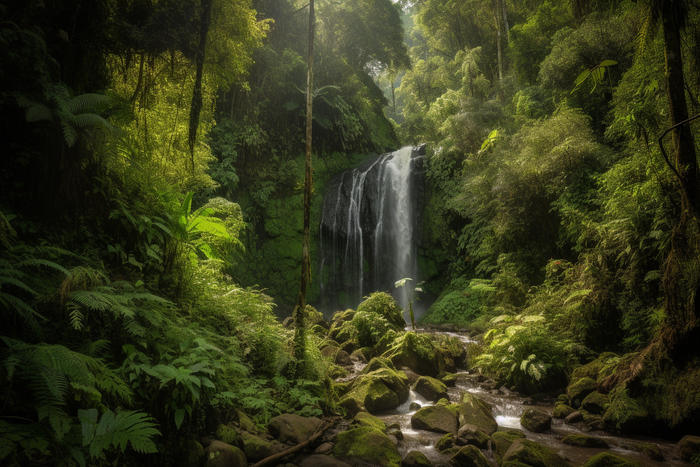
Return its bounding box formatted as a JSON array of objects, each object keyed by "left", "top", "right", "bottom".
[{"left": 318, "top": 146, "right": 424, "bottom": 313}]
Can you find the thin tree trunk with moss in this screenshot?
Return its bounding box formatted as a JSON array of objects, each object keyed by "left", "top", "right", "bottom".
[
  {"left": 493, "top": 0, "right": 503, "bottom": 81},
  {"left": 188, "top": 0, "right": 213, "bottom": 173},
  {"left": 293, "top": 0, "right": 315, "bottom": 375}
]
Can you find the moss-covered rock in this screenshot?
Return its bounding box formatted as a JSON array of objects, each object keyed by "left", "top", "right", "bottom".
[
  {"left": 338, "top": 397, "right": 365, "bottom": 418},
  {"left": 340, "top": 378, "right": 399, "bottom": 414},
  {"left": 329, "top": 365, "right": 349, "bottom": 380},
  {"left": 491, "top": 430, "right": 527, "bottom": 465},
  {"left": 455, "top": 424, "right": 489, "bottom": 449},
  {"left": 215, "top": 424, "right": 238, "bottom": 445},
  {"left": 601, "top": 388, "right": 651, "bottom": 433},
  {"left": 402, "top": 450, "right": 433, "bottom": 466},
  {"left": 520, "top": 408, "right": 551, "bottom": 433},
  {"left": 362, "top": 357, "right": 398, "bottom": 374},
  {"left": 553, "top": 403, "right": 576, "bottom": 419},
  {"left": 300, "top": 454, "right": 352, "bottom": 467},
  {"left": 331, "top": 309, "right": 356, "bottom": 325},
  {"left": 502, "top": 439, "right": 571, "bottom": 467},
  {"left": 350, "top": 349, "right": 368, "bottom": 363},
  {"left": 567, "top": 377, "right": 596, "bottom": 408},
  {"left": 352, "top": 412, "right": 387, "bottom": 433},
  {"left": 414, "top": 376, "right": 449, "bottom": 402},
  {"left": 240, "top": 432, "right": 284, "bottom": 463},
  {"left": 322, "top": 345, "right": 352, "bottom": 366},
  {"left": 457, "top": 392, "right": 498, "bottom": 436},
  {"left": 383, "top": 332, "right": 445, "bottom": 377},
  {"left": 180, "top": 438, "right": 205, "bottom": 467},
  {"left": 356, "top": 292, "right": 406, "bottom": 329},
  {"left": 677, "top": 435, "right": 700, "bottom": 462},
  {"left": 561, "top": 434, "right": 609, "bottom": 448},
  {"left": 438, "top": 372, "right": 457, "bottom": 387},
  {"left": 581, "top": 452, "right": 641, "bottom": 467},
  {"left": 205, "top": 440, "right": 246, "bottom": 467},
  {"left": 581, "top": 391, "right": 609, "bottom": 414},
  {"left": 411, "top": 405, "right": 459, "bottom": 434},
  {"left": 618, "top": 442, "right": 664, "bottom": 461},
  {"left": 268, "top": 414, "right": 322, "bottom": 444},
  {"left": 448, "top": 445, "right": 491, "bottom": 467},
  {"left": 436, "top": 432, "right": 456, "bottom": 452},
  {"left": 331, "top": 427, "right": 401, "bottom": 467}
]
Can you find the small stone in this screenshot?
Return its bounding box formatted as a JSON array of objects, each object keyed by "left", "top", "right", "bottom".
[
  {"left": 449, "top": 445, "right": 491, "bottom": 467},
  {"left": 314, "top": 442, "right": 334, "bottom": 454},
  {"left": 402, "top": 450, "right": 433, "bottom": 466},
  {"left": 409, "top": 402, "right": 422, "bottom": 411},
  {"left": 565, "top": 411, "right": 583, "bottom": 424},
  {"left": 553, "top": 403, "right": 576, "bottom": 419},
  {"left": 562, "top": 434, "right": 610, "bottom": 448}
]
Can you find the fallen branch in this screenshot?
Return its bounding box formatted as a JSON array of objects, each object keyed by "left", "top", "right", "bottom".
[{"left": 249, "top": 418, "right": 336, "bottom": 467}]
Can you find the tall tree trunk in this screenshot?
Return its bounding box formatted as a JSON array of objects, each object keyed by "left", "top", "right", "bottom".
[
  {"left": 493, "top": 0, "right": 503, "bottom": 81},
  {"left": 293, "top": 0, "right": 315, "bottom": 375},
  {"left": 660, "top": 0, "right": 700, "bottom": 360},
  {"left": 188, "top": 0, "right": 213, "bottom": 173},
  {"left": 500, "top": 0, "right": 510, "bottom": 43}
]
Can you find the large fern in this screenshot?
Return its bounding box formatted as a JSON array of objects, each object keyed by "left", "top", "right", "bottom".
[{"left": 78, "top": 408, "right": 159, "bottom": 457}]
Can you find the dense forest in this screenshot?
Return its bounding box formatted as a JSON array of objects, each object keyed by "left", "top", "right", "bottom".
[{"left": 2, "top": 0, "right": 700, "bottom": 466}]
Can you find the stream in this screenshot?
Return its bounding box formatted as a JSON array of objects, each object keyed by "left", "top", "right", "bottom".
[{"left": 348, "top": 329, "right": 690, "bottom": 467}]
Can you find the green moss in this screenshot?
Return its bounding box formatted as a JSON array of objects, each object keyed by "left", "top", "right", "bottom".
[
  {"left": 491, "top": 430, "right": 527, "bottom": 465},
  {"left": 414, "top": 375, "right": 448, "bottom": 402},
  {"left": 503, "top": 439, "right": 571, "bottom": 467},
  {"left": 353, "top": 412, "right": 387, "bottom": 433},
  {"left": 582, "top": 452, "right": 641, "bottom": 467},
  {"left": 331, "top": 427, "right": 401, "bottom": 467},
  {"left": 449, "top": 445, "right": 491, "bottom": 467},
  {"left": 356, "top": 292, "right": 405, "bottom": 328},
  {"left": 581, "top": 391, "right": 609, "bottom": 414},
  {"left": 458, "top": 392, "right": 498, "bottom": 436},
  {"left": 553, "top": 403, "right": 576, "bottom": 418},
  {"left": 411, "top": 405, "right": 459, "bottom": 433},
  {"left": 562, "top": 434, "right": 609, "bottom": 448},
  {"left": 402, "top": 450, "right": 433, "bottom": 466},
  {"left": 214, "top": 424, "right": 238, "bottom": 445},
  {"left": 436, "top": 432, "right": 455, "bottom": 452},
  {"left": 567, "top": 376, "right": 596, "bottom": 407},
  {"left": 362, "top": 357, "right": 397, "bottom": 374},
  {"left": 602, "top": 387, "right": 650, "bottom": 431}
]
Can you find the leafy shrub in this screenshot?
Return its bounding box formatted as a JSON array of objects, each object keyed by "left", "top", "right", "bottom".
[
  {"left": 356, "top": 292, "right": 405, "bottom": 328},
  {"left": 351, "top": 311, "right": 394, "bottom": 348},
  {"left": 421, "top": 278, "right": 494, "bottom": 326}
]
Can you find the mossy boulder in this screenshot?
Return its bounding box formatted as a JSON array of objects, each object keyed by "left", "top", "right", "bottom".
[
  {"left": 240, "top": 432, "right": 284, "bottom": 463},
  {"left": 561, "top": 434, "right": 609, "bottom": 448},
  {"left": 338, "top": 397, "right": 365, "bottom": 418},
  {"left": 180, "top": 438, "right": 206, "bottom": 467},
  {"left": 438, "top": 372, "right": 457, "bottom": 387},
  {"left": 601, "top": 389, "right": 651, "bottom": 433},
  {"left": 383, "top": 332, "right": 444, "bottom": 377},
  {"left": 618, "top": 442, "right": 664, "bottom": 461},
  {"left": 581, "top": 391, "right": 609, "bottom": 414},
  {"left": 581, "top": 452, "right": 641, "bottom": 467},
  {"left": 205, "top": 440, "right": 246, "bottom": 467},
  {"left": 215, "top": 424, "right": 238, "bottom": 445},
  {"left": 331, "top": 427, "right": 401, "bottom": 467},
  {"left": 362, "top": 357, "right": 398, "bottom": 374},
  {"left": 677, "top": 435, "right": 700, "bottom": 462},
  {"left": 331, "top": 322, "right": 358, "bottom": 345},
  {"left": 411, "top": 405, "right": 459, "bottom": 434},
  {"left": 457, "top": 392, "right": 498, "bottom": 436},
  {"left": 352, "top": 412, "right": 387, "bottom": 433},
  {"left": 571, "top": 353, "right": 620, "bottom": 385},
  {"left": 350, "top": 349, "right": 368, "bottom": 363},
  {"left": 268, "top": 414, "right": 322, "bottom": 444},
  {"left": 414, "top": 376, "right": 449, "bottom": 402},
  {"left": 520, "top": 408, "right": 551, "bottom": 433},
  {"left": 567, "top": 377, "right": 597, "bottom": 408},
  {"left": 340, "top": 365, "right": 409, "bottom": 414},
  {"left": 436, "top": 432, "right": 456, "bottom": 452},
  {"left": 448, "top": 445, "right": 491, "bottom": 467},
  {"left": 300, "top": 454, "right": 352, "bottom": 467},
  {"left": 402, "top": 450, "right": 433, "bottom": 466},
  {"left": 502, "top": 439, "right": 571, "bottom": 467},
  {"left": 553, "top": 403, "right": 576, "bottom": 419},
  {"left": 491, "top": 430, "right": 527, "bottom": 465},
  {"left": 455, "top": 423, "right": 489, "bottom": 449},
  {"left": 356, "top": 292, "right": 406, "bottom": 329}
]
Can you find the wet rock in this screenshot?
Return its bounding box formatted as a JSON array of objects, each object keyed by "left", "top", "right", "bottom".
[
  {"left": 520, "top": 407, "right": 551, "bottom": 433},
  {"left": 587, "top": 419, "right": 607, "bottom": 431},
  {"left": 352, "top": 412, "right": 387, "bottom": 433},
  {"left": 403, "top": 368, "right": 421, "bottom": 386},
  {"left": 314, "top": 442, "right": 334, "bottom": 454},
  {"left": 402, "top": 450, "right": 433, "bottom": 466},
  {"left": 502, "top": 439, "right": 571, "bottom": 467},
  {"left": 553, "top": 403, "right": 576, "bottom": 419},
  {"left": 457, "top": 392, "right": 498, "bottom": 436},
  {"left": 582, "top": 452, "right": 641, "bottom": 467},
  {"left": 562, "top": 434, "right": 610, "bottom": 448},
  {"left": 409, "top": 402, "right": 422, "bottom": 411},
  {"left": 321, "top": 346, "right": 353, "bottom": 366},
  {"left": 301, "top": 454, "right": 352, "bottom": 467},
  {"left": 448, "top": 445, "right": 491, "bottom": 467},
  {"left": 581, "top": 391, "right": 609, "bottom": 415},
  {"left": 564, "top": 411, "right": 583, "bottom": 424},
  {"left": 677, "top": 435, "right": 700, "bottom": 462},
  {"left": 240, "top": 432, "right": 284, "bottom": 463},
  {"left": 618, "top": 442, "right": 664, "bottom": 461},
  {"left": 268, "top": 414, "right": 322, "bottom": 444},
  {"left": 414, "top": 376, "right": 449, "bottom": 402},
  {"left": 438, "top": 372, "right": 457, "bottom": 387},
  {"left": 205, "top": 440, "right": 247, "bottom": 467},
  {"left": 436, "top": 433, "right": 456, "bottom": 452},
  {"left": 214, "top": 424, "right": 238, "bottom": 445},
  {"left": 411, "top": 405, "right": 459, "bottom": 434},
  {"left": 332, "top": 427, "right": 401, "bottom": 467},
  {"left": 567, "top": 377, "right": 596, "bottom": 408},
  {"left": 491, "top": 430, "right": 527, "bottom": 465},
  {"left": 388, "top": 427, "right": 404, "bottom": 440},
  {"left": 455, "top": 423, "right": 489, "bottom": 449}
]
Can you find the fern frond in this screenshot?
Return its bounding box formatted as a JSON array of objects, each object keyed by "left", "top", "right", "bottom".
[
  {"left": 61, "top": 120, "right": 79, "bottom": 147},
  {"left": 74, "top": 113, "right": 115, "bottom": 133},
  {"left": 66, "top": 93, "right": 109, "bottom": 114},
  {"left": 25, "top": 104, "right": 52, "bottom": 122},
  {"left": 0, "top": 211, "right": 17, "bottom": 249},
  {"left": 67, "top": 302, "right": 85, "bottom": 331},
  {"left": 0, "top": 292, "right": 45, "bottom": 337},
  {"left": 79, "top": 409, "right": 160, "bottom": 458},
  {"left": 16, "top": 258, "right": 71, "bottom": 276}
]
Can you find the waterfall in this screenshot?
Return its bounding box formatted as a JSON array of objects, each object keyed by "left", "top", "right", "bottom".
[{"left": 318, "top": 146, "right": 424, "bottom": 314}]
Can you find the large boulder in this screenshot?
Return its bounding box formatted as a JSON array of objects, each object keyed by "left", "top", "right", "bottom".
[
  {"left": 567, "top": 377, "right": 596, "bottom": 408},
  {"left": 435, "top": 433, "right": 456, "bottom": 452},
  {"left": 215, "top": 424, "right": 238, "bottom": 445},
  {"left": 339, "top": 365, "right": 409, "bottom": 414},
  {"left": 448, "top": 445, "right": 491, "bottom": 467},
  {"left": 581, "top": 453, "right": 641, "bottom": 467},
  {"left": 457, "top": 392, "right": 498, "bottom": 436},
  {"left": 383, "top": 332, "right": 445, "bottom": 377},
  {"left": 356, "top": 292, "right": 406, "bottom": 329},
  {"left": 502, "top": 439, "right": 571, "bottom": 467},
  {"left": 581, "top": 391, "right": 609, "bottom": 415},
  {"left": 520, "top": 408, "right": 551, "bottom": 433},
  {"left": 301, "top": 454, "right": 353, "bottom": 467},
  {"left": 678, "top": 435, "right": 700, "bottom": 462},
  {"left": 352, "top": 412, "right": 387, "bottom": 433},
  {"left": 455, "top": 424, "right": 489, "bottom": 449},
  {"left": 562, "top": 434, "right": 610, "bottom": 449},
  {"left": 411, "top": 405, "right": 459, "bottom": 434},
  {"left": 402, "top": 450, "right": 433, "bottom": 466},
  {"left": 413, "top": 376, "right": 449, "bottom": 402},
  {"left": 179, "top": 438, "right": 205, "bottom": 467},
  {"left": 268, "top": 414, "right": 322, "bottom": 444},
  {"left": 491, "top": 430, "right": 527, "bottom": 465},
  {"left": 332, "top": 427, "right": 402, "bottom": 467},
  {"left": 205, "top": 440, "right": 247, "bottom": 467},
  {"left": 239, "top": 432, "right": 284, "bottom": 463}
]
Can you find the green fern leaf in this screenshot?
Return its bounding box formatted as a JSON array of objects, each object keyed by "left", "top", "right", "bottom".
[
  {"left": 83, "top": 409, "right": 159, "bottom": 457},
  {"left": 66, "top": 93, "right": 109, "bottom": 114}
]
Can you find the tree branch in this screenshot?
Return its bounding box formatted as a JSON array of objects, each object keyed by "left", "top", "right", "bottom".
[
  {"left": 249, "top": 419, "right": 335, "bottom": 467},
  {"left": 658, "top": 113, "right": 700, "bottom": 185}
]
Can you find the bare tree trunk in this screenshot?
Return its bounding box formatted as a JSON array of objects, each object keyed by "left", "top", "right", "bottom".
[
  {"left": 501, "top": 0, "right": 510, "bottom": 43},
  {"left": 293, "top": 0, "right": 315, "bottom": 375}
]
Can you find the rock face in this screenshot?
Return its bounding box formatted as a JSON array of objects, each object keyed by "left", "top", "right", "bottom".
[
  {"left": 332, "top": 427, "right": 402, "bottom": 467},
  {"left": 205, "top": 440, "right": 247, "bottom": 467},
  {"left": 491, "top": 430, "right": 527, "bottom": 465},
  {"left": 455, "top": 424, "right": 489, "bottom": 449},
  {"left": 268, "top": 414, "right": 322, "bottom": 444},
  {"left": 402, "top": 450, "right": 433, "bottom": 466},
  {"left": 502, "top": 439, "right": 571, "bottom": 467},
  {"left": 678, "top": 435, "right": 700, "bottom": 462},
  {"left": 562, "top": 434, "right": 610, "bottom": 448},
  {"left": 520, "top": 408, "right": 552, "bottom": 433},
  {"left": 413, "top": 376, "right": 449, "bottom": 402},
  {"left": 458, "top": 392, "right": 498, "bottom": 435},
  {"left": 582, "top": 452, "right": 642, "bottom": 467},
  {"left": 411, "top": 405, "right": 459, "bottom": 434},
  {"left": 449, "top": 445, "right": 491, "bottom": 467}
]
